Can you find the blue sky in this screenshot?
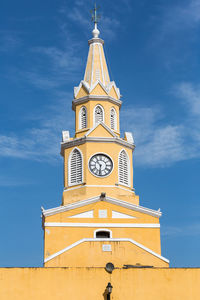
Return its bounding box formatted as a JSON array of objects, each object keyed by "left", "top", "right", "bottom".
[{"left": 0, "top": 0, "right": 200, "bottom": 267}]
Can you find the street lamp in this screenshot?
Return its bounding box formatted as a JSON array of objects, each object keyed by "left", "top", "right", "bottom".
[{"left": 106, "top": 282, "right": 113, "bottom": 298}]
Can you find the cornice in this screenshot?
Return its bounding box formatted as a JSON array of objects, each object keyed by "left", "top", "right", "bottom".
[
  {"left": 88, "top": 37, "right": 104, "bottom": 45},
  {"left": 42, "top": 195, "right": 162, "bottom": 218},
  {"left": 72, "top": 95, "right": 122, "bottom": 111},
  {"left": 60, "top": 136, "right": 135, "bottom": 156}
]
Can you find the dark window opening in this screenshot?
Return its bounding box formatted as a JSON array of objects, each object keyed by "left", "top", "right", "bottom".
[{"left": 96, "top": 231, "right": 110, "bottom": 238}]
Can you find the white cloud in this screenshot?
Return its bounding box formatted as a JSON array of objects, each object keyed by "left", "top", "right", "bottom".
[
  {"left": 121, "top": 81, "right": 200, "bottom": 167},
  {"left": 1, "top": 80, "right": 199, "bottom": 167},
  {"left": 175, "top": 82, "right": 200, "bottom": 116},
  {"left": 0, "top": 175, "right": 33, "bottom": 187},
  {"left": 162, "top": 222, "right": 200, "bottom": 238},
  {"left": 0, "top": 96, "right": 74, "bottom": 163}
]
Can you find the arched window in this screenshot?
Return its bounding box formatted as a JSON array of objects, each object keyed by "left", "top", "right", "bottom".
[
  {"left": 118, "top": 150, "right": 129, "bottom": 186},
  {"left": 79, "top": 106, "right": 87, "bottom": 129},
  {"left": 94, "top": 105, "right": 104, "bottom": 125},
  {"left": 110, "top": 107, "right": 117, "bottom": 130},
  {"left": 68, "top": 148, "right": 83, "bottom": 185},
  {"left": 94, "top": 229, "right": 112, "bottom": 238}
]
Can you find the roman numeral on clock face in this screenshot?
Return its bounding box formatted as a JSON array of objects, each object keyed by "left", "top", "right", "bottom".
[{"left": 89, "top": 153, "right": 113, "bottom": 177}]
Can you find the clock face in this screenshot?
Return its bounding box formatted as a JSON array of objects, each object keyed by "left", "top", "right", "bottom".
[{"left": 89, "top": 153, "right": 113, "bottom": 177}]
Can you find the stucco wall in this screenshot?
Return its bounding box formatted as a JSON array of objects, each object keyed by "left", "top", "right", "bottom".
[{"left": 0, "top": 267, "right": 199, "bottom": 300}]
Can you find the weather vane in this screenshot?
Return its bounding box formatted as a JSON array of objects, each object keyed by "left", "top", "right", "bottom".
[{"left": 90, "top": 3, "right": 100, "bottom": 25}]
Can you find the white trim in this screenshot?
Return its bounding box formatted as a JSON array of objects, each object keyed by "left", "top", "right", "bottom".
[
  {"left": 118, "top": 149, "right": 130, "bottom": 187},
  {"left": 73, "top": 79, "right": 121, "bottom": 100},
  {"left": 94, "top": 228, "right": 112, "bottom": 238},
  {"left": 88, "top": 152, "right": 114, "bottom": 178},
  {"left": 88, "top": 37, "right": 104, "bottom": 45},
  {"left": 98, "top": 43, "right": 105, "bottom": 85},
  {"left": 44, "top": 222, "right": 160, "bottom": 228},
  {"left": 68, "top": 147, "right": 83, "bottom": 187},
  {"left": 93, "top": 104, "right": 105, "bottom": 126},
  {"left": 42, "top": 196, "right": 162, "bottom": 218},
  {"left": 79, "top": 106, "right": 87, "bottom": 130},
  {"left": 85, "top": 121, "right": 117, "bottom": 138},
  {"left": 44, "top": 238, "right": 169, "bottom": 264},
  {"left": 91, "top": 43, "right": 94, "bottom": 85},
  {"left": 60, "top": 136, "right": 135, "bottom": 156},
  {"left": 64, "top": 184, "right": 134, "bottom": 194},
  {"left": 72, "top": 95, "right": 122, "bottom": 110}
]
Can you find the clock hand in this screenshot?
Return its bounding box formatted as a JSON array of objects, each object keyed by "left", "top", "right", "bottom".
[{"left": 99, "top": 163, "right": 102, "bottom": 175}]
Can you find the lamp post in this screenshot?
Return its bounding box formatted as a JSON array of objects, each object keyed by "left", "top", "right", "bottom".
[{"left": 106, "top": 282, "right": 113, "bottom": 300}]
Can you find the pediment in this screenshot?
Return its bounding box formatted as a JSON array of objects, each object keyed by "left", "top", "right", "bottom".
[
  {"left": 109, "top": 85, "right": 119, "bottom": 99},
  {"left": 90, "top": 82, "right": 107, "bottom": 96},
  {"left": 42, "top": 196, "right": 161, "bottom": 222},
  {"left": 74, "top": 80, "right": 120, "bottom": 99},
  {"left": 75, "top": 85, "right": 89, "bottom": 99},
  {"left": 85, "top": 122, "right": 117, "bottom": 138}
]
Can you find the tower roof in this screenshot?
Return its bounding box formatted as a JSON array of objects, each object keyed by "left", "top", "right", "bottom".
[
  {"left": 83, "top": 24, "right": 110, "bottom": 87},
  {"left": 74, "top": 18, "right": 120, "bottom": 100}
]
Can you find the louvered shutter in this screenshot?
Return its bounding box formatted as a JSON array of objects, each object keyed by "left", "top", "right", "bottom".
[
  {"left": 96, "top": 69, "right": 100, "bottom": 81},
  {"left": 119, "top": 150, "right": 129, "bottom": 185},
  {"left": 80, "top": 107, "right": 87, "bottom": 129},
  {"left": 110, "top": 108, "right": 116, "bottom": 130},
  {"left": 95, "top": 106, "right": 103, "bottom": 124},
  {"left": 70, "top": 149, "right": 82, "bottom": 185}
]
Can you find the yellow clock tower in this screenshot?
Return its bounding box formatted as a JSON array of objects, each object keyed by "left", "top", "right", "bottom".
[{"left": 42, "top": 16, "right": 169, "bottom": 268}]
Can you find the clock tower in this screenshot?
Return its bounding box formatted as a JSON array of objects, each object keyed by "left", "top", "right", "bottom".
[{"left": 42, "top": 14, "right": 169, "bottom": 268}]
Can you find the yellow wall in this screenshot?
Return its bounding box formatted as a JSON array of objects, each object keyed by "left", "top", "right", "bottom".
[
  {"left": 1, "top": 267, "right": 200, "bottom": 300},
  {"left": 45, "top": 239, "right": 166, "bottom": 268},
  {"left": 43, "top": 201, "right": 162, "bottom": 268},
  {"left": 74, "top": 100, "right": 120, "bottom": 136},
  {"left": 63, "top": 142, "right": 134, "bottom": 202}
]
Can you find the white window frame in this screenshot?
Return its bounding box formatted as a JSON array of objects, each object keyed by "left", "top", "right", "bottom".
[
  {"left": 93, "top": 104, "right": 105, "bottom": 126},
  {"left": 110, "top": 107, "right": 117, "bottom": 131},
  {"left": 79, "top": 106, "right": 87, "bottom": 130},
  {"left": 68, "top": 147, "right": 83, "bottom": 187},
  {"left": 94, "top": 229, "right": 112, "bottom": 238},
  {"left": 118, "top": 149, "right": 130, "bottom": 187}
]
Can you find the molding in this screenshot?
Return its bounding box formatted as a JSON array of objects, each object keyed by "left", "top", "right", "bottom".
[
  {"left": 44, "top": 222, "right": 160, "bottom": 228},
  {"left": 63, "top": 184, "right": 135, "bottom": 194},
  {"left": 85, "top": 121, "right": 117, "bottom": 138},
  {"left": 42, "top": 195, "right": 162, "bottom": 218},
  {"left": 72, "top": 95, "right": 122, "bottom": 111},
  {"left": 60, "top": 136, "right": 135, "bottom": 156},
  {"left": 88, "top": 37, "right": 104, "bottom": 45},
  {"left": 44, "top": 237, "right": 169, "bottom": 264},
  {"left": 91, "top": 43, "right": 94, "bottom": 85},
  {"left": 98, "top": 43, "right": 105, "bottom": 85}
]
